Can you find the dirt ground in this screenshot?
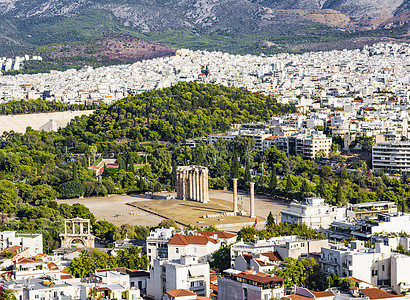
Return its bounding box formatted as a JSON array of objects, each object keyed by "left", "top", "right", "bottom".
[{"left": 57, "top": 190, "right": 288, "bottom": 232}]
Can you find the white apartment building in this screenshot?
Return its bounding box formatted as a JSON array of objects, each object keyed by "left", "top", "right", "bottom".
[
  {"left": 296, "top": 131, "right": 332, "bottom": 159},
  {"left": 281, "top": 197, "right": 347, "bottom": 229},
  {"left": 372, "top": 141, "right": 410, "bottom": 172},
  {"left": 234, "top": 252, "right": 282, "bottom": 273},
  {"left": 147, "top": 255, "right": 210, "bottom": 300},
  {"left": 208, "top": 129, "right": 271, "bottom": 151},
  {"left": 391, "top": 253, "right": 410, "bottom": 294},
  {"left": 218, "top": 270, "right": 284, "bottom": 300},
  {"left": 146, "top": 227, "right": 176, "bottom": 263},
  {"left": 231, "top": 235, "right": 328, "bottom": 267},
  {"left": 263, "top": 131, "right": 332, "bottom": 159},
  {"left": 320, "top": 240, "right": 409, "bottom": 288},
  {"left": 0, "top": 231, "right": 43, "bottom": 256},
  {"left": 167, "top": 234, "right": 221, "bottom": 262}
]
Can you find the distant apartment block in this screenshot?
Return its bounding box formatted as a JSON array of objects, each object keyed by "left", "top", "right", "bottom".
[{"left": 372, "top": 141, "right": 410, "bottom": 172}]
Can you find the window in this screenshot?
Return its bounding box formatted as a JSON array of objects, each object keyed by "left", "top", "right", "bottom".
[
  {"left": 382, "top": 265, "right": 385, "bottom": 272},
  {"left": 176, "top": 248, "right": 179, "bottom": 254},
  {"left": 243, "top": 288, "right": 248, "bottom": 300}
]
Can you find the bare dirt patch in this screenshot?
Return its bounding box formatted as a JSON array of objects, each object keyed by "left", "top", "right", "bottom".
[{"left": 57, "top": 190, "right": 289, "bottom": 232}]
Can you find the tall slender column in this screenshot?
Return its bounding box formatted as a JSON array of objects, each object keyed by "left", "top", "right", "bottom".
[
  {"left": 88, "top": 220, "right": 91, "bottom": 234},
  {"left": 189, "top": 171, "right": 193, "bottom": 200},
  {"left": 176, "top": 172, "right": 180, "bottom": 198},
  {"left": 182, "top": 170, "right": 187, "bottom": 200},
  {"left": 72, "top": 221, "right": 75, "bottom": 234},
  {"left": 233, "top": 178, "right": 238, "bottom": 213},
  {"left": 199, "top": 172, "right": 203, "bottom": 202},
  {"left": 196, "top": 170, "right": 200, "bottom": 202},
  {"left": 80, "top": 222, "right": 84, "bottom": 234},
  {"left": 64, "top": 220, "right": 67, "bottom": 235},
  {"left": 250, "top": 182, "right": 256, "bottom": 218},
  {"left": 205, "top": 170, "right": 209, "bottom": 203}
]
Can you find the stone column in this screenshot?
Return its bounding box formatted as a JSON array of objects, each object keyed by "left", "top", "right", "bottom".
[
  {"left": 64, "top": 220, "right": 67, "bottom": 235},
  {"left": 190, "top": 171, "right": 195, "bottom": 200},
  {"left": 176, "top": 171, "right": 180, "bottom": 199},
  {"left": 250, "top": 182, "right": 256, "bottom": 218},
  {"left": 72, "top": 221, "right": 75, "bottom": 234},
  {"left": 196, "top": 169, "right": 200, "bottom": 202},
  {"left": 182, "top": 170, "right": 187, "bottom": 200},
  {"left": 88, "top": 220, "right": 91, "bottom": 234},
  {"left": 80, "top": 221, "right": 84, "bottom": 235},
  {"left": 204, "top": 169, "right": 209, "bottom": 203},
  {"left": 199, "top": 171, "right": 204, "bottom": 202},
  {"left": 233, "top": 178, "right": 238, "bottom": 213}
]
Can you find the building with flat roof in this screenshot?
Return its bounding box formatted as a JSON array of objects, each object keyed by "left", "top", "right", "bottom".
[
  {"left": 0, "top": 231, "right": 43, "bottom": 257},
  {"left": 281, "top": 197, "right": 347, "bottom": 229},
  {"left": 218, "top": 270, "right": 284, "bottom": 300},
  {"left": 372, "top": 141, "right": 410, "bottom": 172}
]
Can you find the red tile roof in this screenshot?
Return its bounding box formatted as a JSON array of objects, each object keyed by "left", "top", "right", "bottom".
[
  {"left": 360, "top": 288, "right": 405, "bottom": 300},
  {"left": 254, "top": 259, "right": 275, "bottom": 267},
  {"left": 198, "top": 231, "right": 237, "bottom": 239},
  {"left": 15, "top": 258, "right": 37, "bottom": 264},
  {"left": 288, "top": 295, "right": 312, "bottom": 300},
  {"left": 166, "top": 289, "right": 196, "bottom": 297},
  {"left": 242, "top": 254, "right": 252, "bottom": 264},
  {"left": 261, "top": 251, "right": 283, "bottom": 262},
  {"left": 168, "top": 234, "right": 218, "bottom": 246},
  {"left": 309, "top": 290, "right": 334, "bottom": 298},
  {"left": 234, "top": 271, "right": 283, "bottom": 284}
]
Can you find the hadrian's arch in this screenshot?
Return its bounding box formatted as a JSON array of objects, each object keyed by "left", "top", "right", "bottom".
[{"left": 59, "top": 218, "right": 95, "bottom": 248}]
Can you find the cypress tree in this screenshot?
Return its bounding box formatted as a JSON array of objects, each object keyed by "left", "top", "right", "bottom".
[{"left": 72, "top": 163, "right": 78, "bottom": 182}]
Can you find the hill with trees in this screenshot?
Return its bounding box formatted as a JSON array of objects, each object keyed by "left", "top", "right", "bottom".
[{"left": 1, "top": 82, "right": 409, "bottom": 251}]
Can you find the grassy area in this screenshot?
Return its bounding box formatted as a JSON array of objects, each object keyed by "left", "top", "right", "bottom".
[{"left": 134, "top": 197, "right": 261, "bottom": 227}]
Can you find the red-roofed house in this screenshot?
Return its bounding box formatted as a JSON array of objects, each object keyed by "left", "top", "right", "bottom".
[
  {"left": 235, "top": 252, "right": 283, "bottom": 273},
  {"left": 218, "top": 270, "right": 284, "bottom": 300},
  {"left": 164, "top": 289, "right": 212, "bottom": 300},
  {"left": 288, "top": 287, "right": 334, "bottom": 300},
  {"left": 168, "top": 234, "right": 221, "bottom": 262},
  {"left": 197, "top": 231, "right": 237, "bottom": 245},
  {"left": 360, "top": 288, "right": 405, "bottom": 300}
]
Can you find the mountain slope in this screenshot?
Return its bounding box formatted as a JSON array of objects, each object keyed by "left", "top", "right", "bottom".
[{"left": 0, "top": 0, "right": 408, "bottom": 57}]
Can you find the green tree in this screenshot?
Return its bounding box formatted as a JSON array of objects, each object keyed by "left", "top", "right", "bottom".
[
  {"left": 339, "top": 277, "right": 356, "bottom": 290},
  {"left": 0, "top": 289, "right": 17, "bottom": 300},
  {"left": 266, "top": 212, "right": 275, "bottom": 227},
  {"left": 158, "top": 219, "right": 180, "bottom": 230},
  {"left": 270, "top": 168, "right": 278, "bottom": 190},
  {"left": 72, "top": 163, "right": 78, "bottom": 182},
  {"left": 93, "top": 220, "right": 117, "bottom": 242},
  {"left": 210, "top": 245, "right": 231, "bottom": 271},
  {"left": 59, "top": 181, "right": 85, "bottom": 199},
  {"left": 237, "top": 226, "right": 258, "bottom": 242}
]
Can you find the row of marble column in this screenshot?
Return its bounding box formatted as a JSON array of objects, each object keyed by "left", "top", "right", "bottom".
[
  {"left": 176, "top": 169, "right": 209, "bottom": 203},
  {"left": 64, "top": 219, "right": 91, "bottom": 235},
  {"left": 232, "top": 179, "right": 255, "bottom": 218}
]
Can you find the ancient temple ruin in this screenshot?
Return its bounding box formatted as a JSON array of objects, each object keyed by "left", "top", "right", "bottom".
[{"left": 176, "top": 165, "right": 209, "bottom": 203}]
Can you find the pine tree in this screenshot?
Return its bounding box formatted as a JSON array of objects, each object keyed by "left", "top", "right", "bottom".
[
  {"left": 267, "top": 211, "right": 275, "bottom": 227},
  {"left": 336, "top": 182, "right": 343, "bottom": 204},
  {"left": 270, "top": 167, "right": 278, "bottom": 190},
  {"left": 245, "top": 161, "right": 251, "bottom": 182},
  {"left": 231, "top": 151, "right": 239, "bottom": 178},
  {"left": 286, "top": 175, "right": 293, "bottom": 191},
  {"left": 170, "top": 160, "right": 177, "bottom": 190},
  {"left": 72, "top": 163, "right": 78, "bottom": 182}
]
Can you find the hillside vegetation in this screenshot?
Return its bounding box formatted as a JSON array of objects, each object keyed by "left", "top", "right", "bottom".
[{"left": 61, "top": 82, "right": 295, "bottom": 143}]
